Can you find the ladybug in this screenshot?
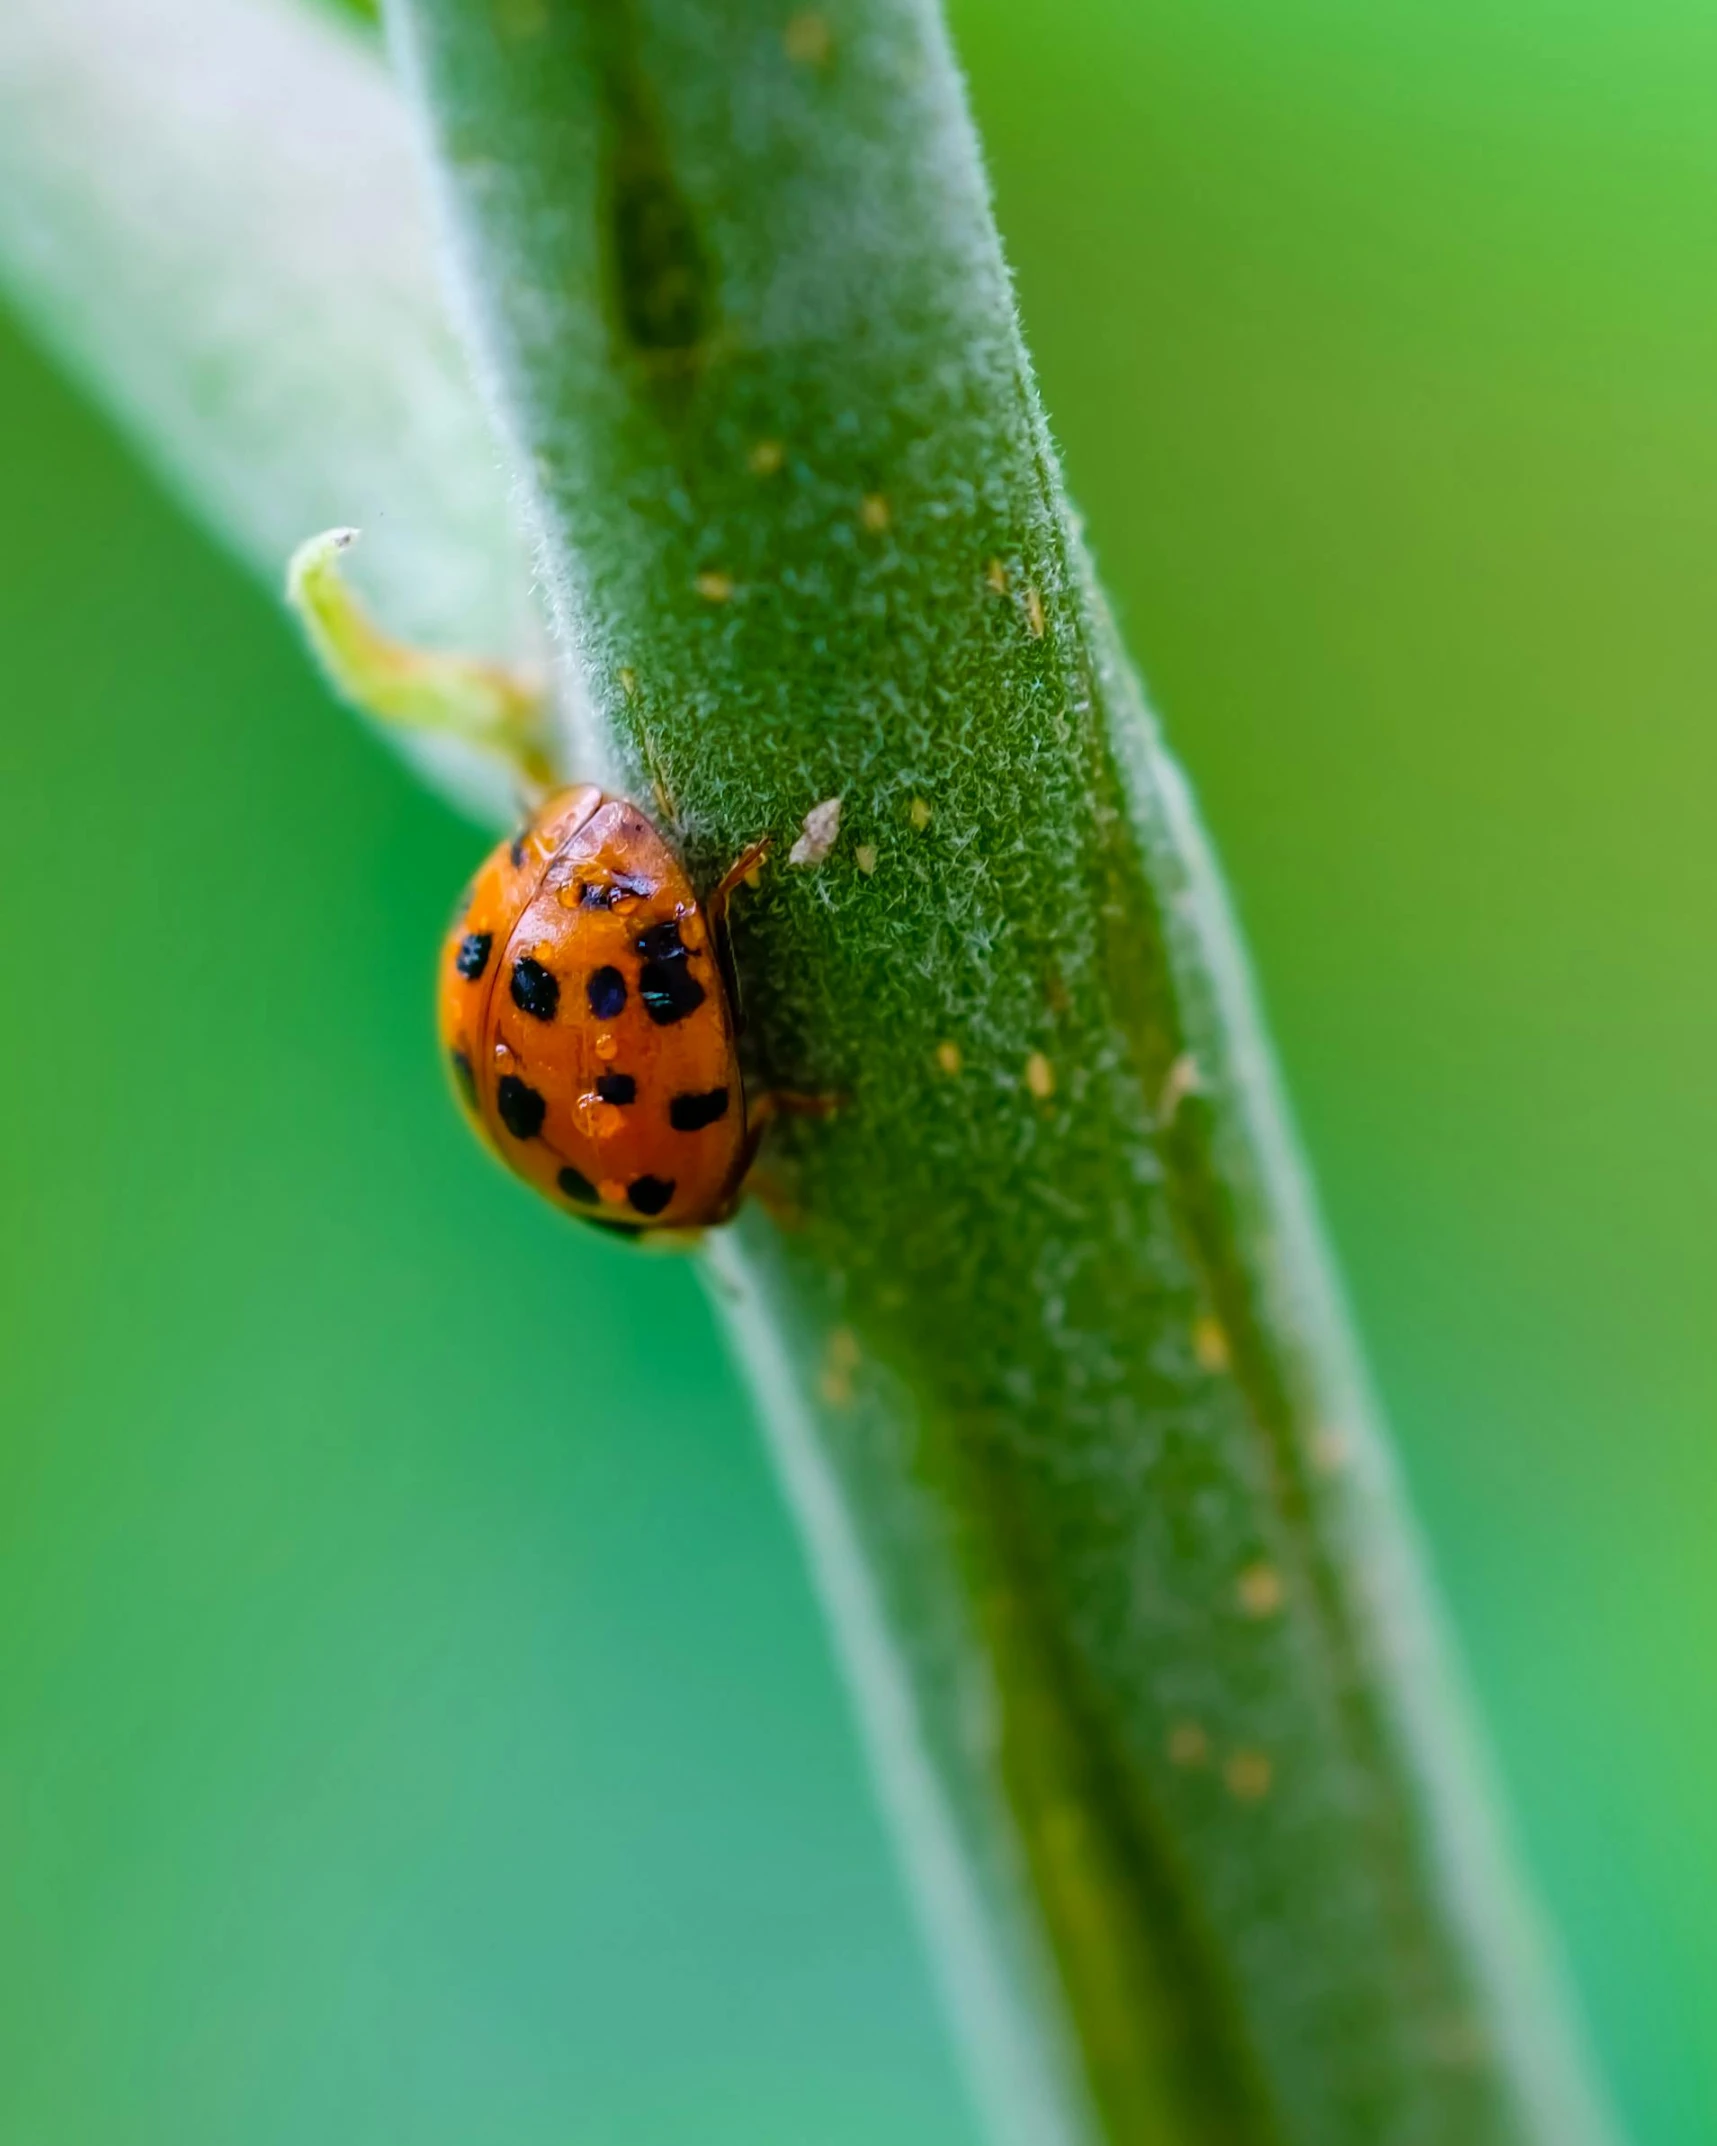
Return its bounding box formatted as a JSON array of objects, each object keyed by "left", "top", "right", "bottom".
[{"left": 437, "top": 783, "right": 780, "bottom": 1234}]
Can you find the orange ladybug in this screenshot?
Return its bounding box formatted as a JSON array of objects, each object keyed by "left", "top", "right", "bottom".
[{"left": 437, "top": 784, "right": 777, "bottom": 1234}]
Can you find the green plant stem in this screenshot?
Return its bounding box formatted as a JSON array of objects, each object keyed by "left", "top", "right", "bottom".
[
  {"left": 379, "top": 4, "right": 1622, "bottom": 2146},
  {"left": 382, "top": 3, "right": 1615, "bottom": 2142}
]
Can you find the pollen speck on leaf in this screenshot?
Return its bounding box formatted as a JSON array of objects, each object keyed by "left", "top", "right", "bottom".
[
  {"left": 1313, "top": 1427, "right": 1350, "bottom": 1475},
  {"left": 1168, "top": 1722, "right": 1209, "bottom": 1768},
  {"left": 821, "top": 1325, "right": 861, "bottom": 1406},
  {"left": 784, "top": 10, "right": 833, "bottom": 66},
  {"left": 695, "top": 570, "right": 735, "bottom": 603},
  {"left": 935, "top": 1040, "right": 962, "bottom": 1077},
  {"left": 1193, "top": 1315, "right": 1230, "bottom": 1373},
  {"left": 1025, "top": 1051, "right": 1055, "bottom": 1100},
  {"left": 1225, "top": 1750, "right": 1273, "bottom": 1803},
  {"left": 1158, "top": 1051, "right": 1202, "bottom": 1123},
  {"left": 1237, "top": 1562, "right": 1284, "bottom": 1619}
]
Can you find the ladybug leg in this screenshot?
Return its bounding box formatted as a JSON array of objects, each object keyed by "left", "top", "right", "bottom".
[
  {"left": 705, "top": 834, "right": 773, "bottom": 1025},
  {"left": 755, "top": 1089, "right": 843, "bottom": 1123},
  {"left": 705, "top": 834, "right": 774, "bottom": 934},
  {"left": 711, "top": 1087, "right": 842, "bottom": 1224},
  {"left": 285, "top": 528, "right": 557, "bottom": 793}
]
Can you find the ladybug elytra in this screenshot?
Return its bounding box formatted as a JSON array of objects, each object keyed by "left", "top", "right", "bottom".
[{"left": 438, "top": 784, "right": 776, "bottom": 1234}]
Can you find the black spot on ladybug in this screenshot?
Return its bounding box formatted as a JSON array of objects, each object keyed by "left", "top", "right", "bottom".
[
  {"left": 640, "top": 963, "right": 706, "bottom": 1026},
  {"left": 509, "top": 830, "right": 529, "bottom": 868},
  {"left": 497, "top": 1074, "right": 546, "bottom": 1141},
  {"left": 557, "top": 1165, "right": 599, "bottom": 1204},
  {"left": 635, "top": 920, "right": 705, "bottom": 1026},
  {"left": 626, "top": 1174, "right": 676, "bottom": 1216},
  {"left": 510, "top": 956, "right": 560, "bottom": 1022},
  {"left": 634, "top": 919, "right": 687, "bottom": 961},
  {"left": 456, "top": 931, "right": 492, "bottom": 980},
  {"left": 596, "top": 1073, "right": 637, "bottom": 1106},
  {"left": 450, "top": 1050, "right": 477, "bottom": 1105},
  {"left": 588, "top": 966, "right": 628, "bottom": 1018},
  {"left": 669, "top": 1086, "right": 729, "bottom": 1132}
]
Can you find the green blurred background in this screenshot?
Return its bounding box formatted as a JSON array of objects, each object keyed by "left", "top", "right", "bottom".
[{"left": 3, "top": 0, "right": 1713, "bottom": 2139}]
